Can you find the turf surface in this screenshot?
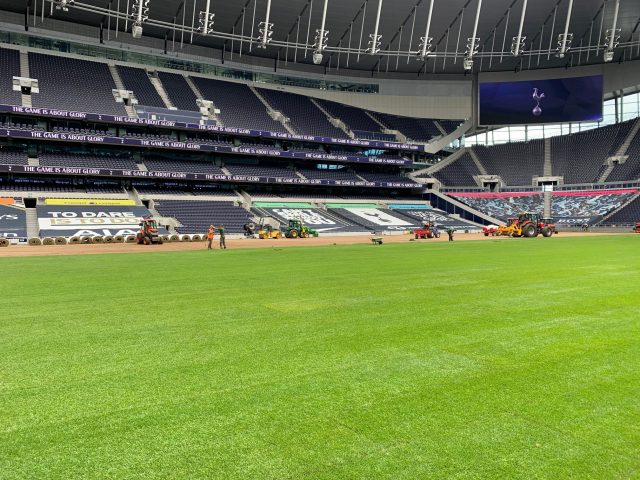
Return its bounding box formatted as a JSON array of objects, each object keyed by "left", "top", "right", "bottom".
[{"left": 1, "top": 235, "right": 639, "bottom": 479}]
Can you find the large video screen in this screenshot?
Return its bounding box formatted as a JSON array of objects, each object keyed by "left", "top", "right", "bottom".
[{"left": 479, "top": 75, "right": 603, "bottom": 126}]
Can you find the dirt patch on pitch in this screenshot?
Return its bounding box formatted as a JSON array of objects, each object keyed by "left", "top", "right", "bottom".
[{"left": 0, "top": 231, "right": 629, "bottom": 258}]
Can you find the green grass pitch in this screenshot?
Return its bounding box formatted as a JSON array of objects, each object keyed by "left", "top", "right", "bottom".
[{"left": 1, "top": 235, "right": 639, "bottom": 479}]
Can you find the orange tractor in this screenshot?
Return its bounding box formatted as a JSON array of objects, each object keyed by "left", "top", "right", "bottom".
[
  {"left": 136, "top": 217, "right": 163, "bottom": 245},
  {"left": 634, "top": 222, "right": 640, "bottom": 233},
  {"left": 414, "top": 222, "right": 440, "bottom": 239}
]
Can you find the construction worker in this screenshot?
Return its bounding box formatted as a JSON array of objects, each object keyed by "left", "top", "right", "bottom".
[
  {"left": 218, "top": 224, "right": 226, "bottom": 249},
  {"left": 207, "top": 225, "right": 215, "bottom": 250},
  {"left": 447, "top": 227, "right": 454, "bottom": 242}
]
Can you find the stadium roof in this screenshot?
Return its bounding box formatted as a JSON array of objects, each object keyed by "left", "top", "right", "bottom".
[{"left": 2, "top": 0, "right": 640, "bottom": 75}]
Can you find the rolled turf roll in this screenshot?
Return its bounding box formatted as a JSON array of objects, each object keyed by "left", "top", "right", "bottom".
[
  {"left": 0, "top": 238, "right": 9, "bottom": 247},
  {"left": 55, "top": 237, "right": 67, "bottom": 245},
  {"left": 103, "top": 235, "right": 114, "bottom": 243},
  {"left": 170, "top": 234, "right": 180, "bottom": 242},
  {"left": 113, "top": 235, "right": 125, "bottom": 243},
  {"left": 28, "top": 237, "right": 42, "bottom": 246},
  {"left": 80, "top": 236, "right": 94, "bottom": 244},
  {"left": 92, "top": 236, "right": 104, "bottom": 243},
  {"left": 69, "top": 237, "right": 81, "bottom": 245},
  {"left": 191, "top": 234, "right": 202, "bottom": 242},
  {"left": 42, "top": 237, "right": 55, "bottom": 246},
  {"left": 125, "top": 235, "right": 136, "bottom": 243}
]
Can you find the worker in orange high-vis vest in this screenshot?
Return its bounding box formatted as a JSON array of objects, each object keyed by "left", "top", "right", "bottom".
[{"left": 207, "top": 225, "right": 215, "bottom": 250}]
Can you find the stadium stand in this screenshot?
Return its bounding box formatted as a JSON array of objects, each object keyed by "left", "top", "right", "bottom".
[
  {"left": 600, "top": 194, "right": 640, "bottom": 225},
  {"left": 297, "top": 167, "right": 362, "bottom": 182},
  {"left": 368, "top": 112, "right": 447, "bottom": 142},
  {"left": 257, "top": 88, "right": 348, "bottom": 138},
  {"left": 473, "top": 140, "right": 545, "bottom": 186},
  {"left": 156, "top": 72, "right": 199, "bottom": 111},
  {"left": 328, "top": 206, "right": 420, "bottom": 231},
  {"left": 116, "top": 66, "right": 165, "bottom": 108},
  {"left": 358, "top": 171, "right": 416, "bottom": 184},
  {"left": 432, "top": 152, "right": 481, "bottom": 186},
  {"left": 39, "top": 152, "right": 138, "bottom": 170},
  {"left": 191, "top": 77, "right": 285, "bottom": 132},
  {"left": 142, "top": 157, "right": 225, "bottom": 174},
  {"left": 0, "top": 47, "right": 22, "bottom": 106},
  {"left": 607, "top": 130, "right": 640, "bottom": 182},
  {"left": 28, "top": 53, "right": 126, "bottom": 116},
  {"left": 313, "top": 99, "right": 384, "bottom": 136},
  {"left": 153, "top": 200, "right": 253, "bottom": 234},
  {"left": 252, "top": 204, "right": 368, "bottom": 233},
  {"left": 0, "top": 148, "right": 28, "bottom": 165},
  {"left": 225, "top": 163, "right": 297, "bottom": 178},
  {"left": 550, "top": 123, "right": 623, "bottom": 184},
  {"left": 0, "top": 203, "right": 27, "bottom": 239}
]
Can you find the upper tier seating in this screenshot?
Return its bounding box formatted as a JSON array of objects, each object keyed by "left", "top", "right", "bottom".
[
  {"left": 39, "top": 153, "right": 138, "bottom": 170},
  {"left": 225, "top": 163, "right": 297, "bottom": 178},
  {"left": 550, "top": 123, "right": 626, "bottom": 184},
  {"left": 473, "top": 140, "right": 545, "bottom": 186},
  {"left": 153, "top": 200, "right": 252, "bottom": 234},
  {"left": 116, "top": 66, "right": 165, "bottom": 108},
  {"left": 29, "top": 53, "right": 126, "bottom": 116},
  {"left": 368, "top": 112, "right": 445, "bottom": 142},
  {"left": 156, "top": 72, "right": 199, "bottom": 111},
  {"left": 142, "top": 157, "right": 225, "bottom": 174},
  {"left": 450, "top": 193, "right": 544, "bottom": 221},
  {"left": 313, "top": 99, "right": 383, "bottom": 135},
  {"left": 607, "top": 128, "right": 640, "bottom": 182},
  {"left": 432, "top": 152, "right": 480, "bottom": 187},
  {"left": 257, "top": 88, "right": 348, "bottom": 138},
  {"left": 191, "top": 77, "right": 285, "bottom": 132},
  {"left": 0, "top": 47, "right": 22, "bottom": 105}
]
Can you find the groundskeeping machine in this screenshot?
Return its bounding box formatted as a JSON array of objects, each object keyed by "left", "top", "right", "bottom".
[
  {"left": 283, "top": 219, "right": 319, "bottom": 238},
  {"left": 257, "top": 217, "right": 282, "bottom": 239},
  {"left": 511, "top": 213, "right": 557, "bottom": 238},
  {"left": 136, "top": 218, "right": 163, "bottom": 245}
]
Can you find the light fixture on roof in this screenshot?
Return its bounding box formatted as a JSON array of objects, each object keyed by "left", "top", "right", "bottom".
[
  {"left": 555, "top": 33, "right": 572, "bottom": 58},
  {"left": 464, "top": 0, "right": 482, "bottom": 71},
  {"left": 257, "top": 0, "right": 274, "bottom": 48},
  {"left": 603, "top": 0, "right": 621, "bottom": 63},
  {"left": 312, "top": 0, "right": 329, "bottom": 64},
  {"left": 511, "top": 0, "right": 527, "bottom": 57},
  {"left": 366, "top": 0, "right": 383, "bottom": 54},
  {"left": 555, "top": 0, "right": 573, "bottom": 58},
  {"left": 54, "top": 0, "right": 75, "bottom": 12},
  {"left": 131, "top": 0, "right": 150, "bottom": 39},
  {"left": 416, "top": 0, "right": 435, "bottom": 61},
  {"left": 198, "top": 0, "right": 215, "bottom": 35}
]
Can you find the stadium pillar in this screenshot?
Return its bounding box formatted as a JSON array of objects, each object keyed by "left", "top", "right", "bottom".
[{"left": 544, "top": 191, "right": 552, "bottom": 219}]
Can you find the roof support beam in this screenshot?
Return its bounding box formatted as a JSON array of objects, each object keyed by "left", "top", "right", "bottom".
[{"left": 513, "top": 0, "right": 527, "bottom": 56}]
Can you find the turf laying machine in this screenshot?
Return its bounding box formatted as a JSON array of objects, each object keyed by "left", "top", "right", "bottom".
[{"left": 136, "top": 217, "right": 163, "bottom": 245}]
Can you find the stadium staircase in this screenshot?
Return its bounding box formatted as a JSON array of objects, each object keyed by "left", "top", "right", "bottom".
[
  {"left": 599, "top": 190, "right": 640, "bottom": 224},
  {"left": 183, "top": 75, "right": 223, "bottom": 124},
  {"left": 249, "top": 86, "right": 298, "bottom": 135},
  {"left": 615, "top": 118, "right": 640, "bottom": 157},
  {"left": 467, "top": 149, "right": 488, "bottom": 175},
  {"left": 543, "top": 138, "right": 553, "bottom": 176},
  {"left": 25, "top": 209, "right": 38, "bottom": 238},
  {"left": 412, "top": 147, "right": 468, "bottom": 179},
  {"left": 309, "top": 98, "right": 354, "bottom": 138},
  {"left": 148, "top": 73, "right": 175, "bottom": 109},
  {"left": 109, "top": 64, "right": 137, "bottom": 118},
  {"left": 433, "top": 121, "right": 448, "bottom": 136},
  {"left": 598, "top": 119, "right": 640, "bottom": 182},
  {"left": 431, "top": 190, "right": 502, "bottom": 225},
  {"left": 19, "top": 51, "right": 32, "bottom": 107}
]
